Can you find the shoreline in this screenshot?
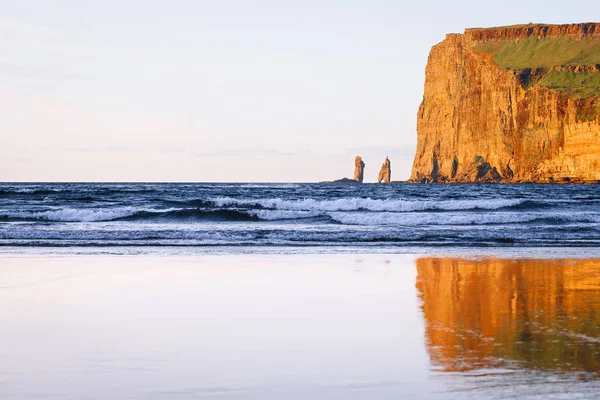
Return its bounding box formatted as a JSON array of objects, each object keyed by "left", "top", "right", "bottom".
[
  {"left": 320, "top": 180, "right": 600, "bottom": 184},
  {"left": 3, "top": 250, "right": 599, "bottom": 399},
  {"left": 2, "top": 245, "right": 600, "bottom": 259}
]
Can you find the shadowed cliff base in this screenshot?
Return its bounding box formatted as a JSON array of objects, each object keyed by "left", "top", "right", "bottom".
[{"left": 410, "top": 22, "right": 600, "bottom": 183}]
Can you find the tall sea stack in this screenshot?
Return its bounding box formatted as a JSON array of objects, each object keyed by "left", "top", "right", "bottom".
[
  {"left": 354, "top": 156, "right": 365, "bottom": 183},
  {"left": 410, "top": 23, "right": 600, "bottom": 183}
]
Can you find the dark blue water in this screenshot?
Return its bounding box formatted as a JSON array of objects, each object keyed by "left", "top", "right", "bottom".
[{"left": 1, "top": 182, "right": 600, "bottom": 249}]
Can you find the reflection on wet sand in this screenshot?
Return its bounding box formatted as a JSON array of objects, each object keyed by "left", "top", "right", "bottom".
[{"left": 416, "top": 258, "right": 600, "bottom": 374}]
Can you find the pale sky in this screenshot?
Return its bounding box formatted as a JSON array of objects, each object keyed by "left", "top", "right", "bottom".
[{"left": 1, "top": 0, "right": 597, "bottom": 182}]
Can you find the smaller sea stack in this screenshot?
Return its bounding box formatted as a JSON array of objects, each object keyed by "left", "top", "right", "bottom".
[
  {"left": 377, "top": 157, "right": 391, "bottom": 183},
  {"left": 354, "top": 156, "right": 365, "bottom": 183}
]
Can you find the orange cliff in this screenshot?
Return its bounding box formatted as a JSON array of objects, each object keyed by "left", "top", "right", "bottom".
[{"left": 410, "top": 23, "right": 600, "bottom": 183}]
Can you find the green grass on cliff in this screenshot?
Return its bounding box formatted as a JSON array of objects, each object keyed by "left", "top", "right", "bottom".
[
  {"left": 469, "top": 23, "right": 543, "bottom": 30},
  {"left": 474, "top": 37, "right": 600, "bottom": 69},
  {"left": 538, "top": 70, "right": 600, "bottom": 99},
  {"left": 474, "top": 36, "right": 600, "bottom": 98}
]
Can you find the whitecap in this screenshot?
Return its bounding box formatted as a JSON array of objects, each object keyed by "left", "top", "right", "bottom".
[
  {"left": 209, "top": 197, "right": 526, "bottom": 212},
  {"left": 0, "top": 207, "right": 181, "bottom": 222},
  {"left": 327, "top": 211, "right": 600, "bottom": 226}
]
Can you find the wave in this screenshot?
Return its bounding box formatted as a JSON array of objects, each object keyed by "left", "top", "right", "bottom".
[
  {"left": 246, "top": 209, "right": 322, "bottom": 220},
  {"left": 238, "top": 183, "right": 301, "bottom": 188},
  {"left": 0, "top": 207, "right": 322, "bottom": 223},
  {"left": 119, "top": 209, "right": 259, "bottom": 222},
  {"left": 0, "top": 188, "right": 66, "bottom": 195},
  {"left": 0, "top": 208, "right": 140, "bottom": 222},
  {"left": 327, "top": 211, "right": 600, "bottom": 226},
  {"left": 209, "top": 197, "right": 540, "bottom": 212},
  {"left": 3, "top": 204, "right": 600, "bottom": 228},
  {"left": 121, "top": 209, "right": 323, "bottom": 222},
  {"left": 158, "top": 199, "right": 217, "bottom": 208},
  {"left": 0, "top": 185, "right": 163, "bottom": 196}
]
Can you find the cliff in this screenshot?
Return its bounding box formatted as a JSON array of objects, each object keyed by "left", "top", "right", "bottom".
[{"left": 411, "top": 22, "right": 600, "bottom": 183}]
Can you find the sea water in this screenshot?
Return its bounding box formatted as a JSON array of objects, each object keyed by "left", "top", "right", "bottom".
[
  {"left": 2, "top": 182, "right": 600, "bottom": 251},
  {"left": 2, "top": 183, "right": 600, "bottom": 399}
]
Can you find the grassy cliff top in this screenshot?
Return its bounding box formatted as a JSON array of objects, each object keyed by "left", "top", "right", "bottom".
[
  {"left": 468, "top": 23, "right": 550, "bottom": 31},
  {"left": 472, "top": 33, "right": 600, "bottom": 99},
  {"left": 538, "top": 70, "right": 600, "bottom": 99},
  {"left": 465, "top": 22, "right": 600, "bottom": 40},
  {"left": 474, "top": 37, "right": 600, "bottom": 69}
]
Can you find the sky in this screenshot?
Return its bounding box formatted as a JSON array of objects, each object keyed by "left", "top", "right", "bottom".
[{"left": 1, "top": 0, "right": 598, "bottom": 182}]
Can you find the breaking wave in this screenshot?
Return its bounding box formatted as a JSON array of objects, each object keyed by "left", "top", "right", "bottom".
[
  {"left": 0, "top": 208, "right": 140, "bottom": 222},
  {"left": 2, "top": 206, "right": 597, "bottom": 227},
  {"left": 208, "top": 197, "right": 532, "bottom": 212},
  {"left": 327, "top": 211, "right": 600, "bottom": 226},
  {"left": 0, "top": 207, "right": 323, "bottom": 223},
  {"left": 3, "top": 182, "right": 600, "bottom": 249}
]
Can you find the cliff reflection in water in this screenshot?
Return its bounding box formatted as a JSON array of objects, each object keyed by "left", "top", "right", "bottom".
[{"left": 416, "top": 258, "right": 600, "bottom": 373}]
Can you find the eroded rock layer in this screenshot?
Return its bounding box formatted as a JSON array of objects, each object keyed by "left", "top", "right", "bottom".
[{"left": 410, "top": 23, "right": 600, "bottom": 183}]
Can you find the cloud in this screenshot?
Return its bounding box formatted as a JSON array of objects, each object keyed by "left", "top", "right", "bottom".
[
  {"left": 66, "top": 145, "right": 191, "bottom": 155},
  {"left": 0, "top": 62, "right": 80, "bottom": 81},
  {"left": 0, "top": 16, "right": 95, "bottom": 83},
  {"left": 343, "top": 145, "right": 416, "bottom": 158},
  {"left": 0, "top": 17, "right": 56, "bottom": 35},
  {"left": 10, "top": 156, "right": 32, "bottom": 163},
  {"left": 63, "top": 145, "right": 312, "bottom": 159},
  {"left": 66, "top": 145, "right": 144, "bottom": 153},
  {"left": 194, "top": 147, "right": 312, "bottom": 158}
]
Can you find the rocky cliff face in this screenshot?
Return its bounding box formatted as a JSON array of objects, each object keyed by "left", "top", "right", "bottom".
[
  {"left": 353, "top": 156, "right": 365, "bottom": 182},
  {"left": 411, "top": 23, "right": 600, "bottom": 183}
]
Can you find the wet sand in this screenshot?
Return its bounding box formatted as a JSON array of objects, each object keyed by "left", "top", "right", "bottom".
[{"left": 1, "top": 254, "right": 599, "bottom": 399}]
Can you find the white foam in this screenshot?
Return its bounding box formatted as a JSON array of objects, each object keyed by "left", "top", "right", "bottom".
[
  {"left": 327, "top": 211, "right": 600, "bottom": 226},
  {"left": 247, "top": 210, "right": 322, "bottom": 220},
  {"left": 0, "top": 207, "right": 178, "bottom": 222},
  {"left": 210, "top": 197, "right": 525, "bottom": 212},
  {"left": 4, "top": 188, "right": 58, "bottom": 193},
  {"left": 238, "top": 184, "right": 300, "bottom": 189}
]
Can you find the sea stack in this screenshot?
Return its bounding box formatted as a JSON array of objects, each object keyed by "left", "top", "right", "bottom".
[
  {"left": 377, "top": 157, "right": 391, "bottom": 183},
  {"left": 410, "top": 23, "right": 600, "bottom": 183},
  {"left": 354, "top": 156, "right": 365, "bottom": 183}
]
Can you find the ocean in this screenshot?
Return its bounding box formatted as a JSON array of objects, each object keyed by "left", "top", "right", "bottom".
[
  {"left": 1, "top": 182, "right": 600, "bottom": 251},
  {"left": 3, "top": 182, "right": 600, "bottom": 399}
]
